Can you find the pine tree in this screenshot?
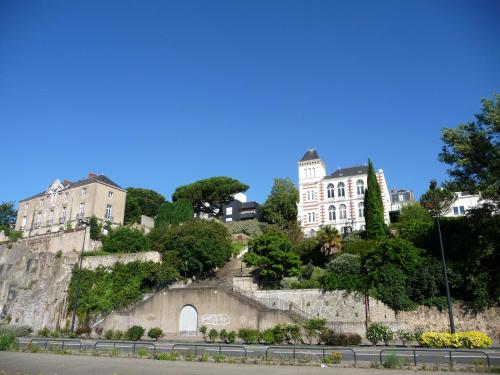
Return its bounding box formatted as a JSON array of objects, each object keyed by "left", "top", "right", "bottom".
[{"left": 364, "top": 159, "right": 385, "bottom": 238}]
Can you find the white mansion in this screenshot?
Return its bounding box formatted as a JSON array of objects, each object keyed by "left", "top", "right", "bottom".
[{"left": 297, "top": 149, "right": 391, "bottom": 235}]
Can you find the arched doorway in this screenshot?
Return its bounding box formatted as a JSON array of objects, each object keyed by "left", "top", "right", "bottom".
[{"left": 179, "top": 305, "right": 197, "bottom": 336}]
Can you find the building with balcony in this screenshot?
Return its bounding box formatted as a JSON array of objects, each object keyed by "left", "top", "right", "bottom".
[
  {"left": 15, "top": 173, "right": 126, "bottom": 237},
  {"left": 297, "top": 149, "right": 391, "bottom": 236},
  {"left": 221, "top": 193, "right": 262, "bottom": 223}
]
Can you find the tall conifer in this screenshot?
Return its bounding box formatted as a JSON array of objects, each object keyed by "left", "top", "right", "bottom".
[{"left": 364, "top": 159, "right": 385, "bottom": 238}]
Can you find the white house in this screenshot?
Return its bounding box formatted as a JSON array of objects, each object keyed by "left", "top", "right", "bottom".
[
  {"left": 443, "top": 192, "right": 481, "bottom": 217},
  {"left": 297, "top": 149, "right": 391, "bottom": 236}
]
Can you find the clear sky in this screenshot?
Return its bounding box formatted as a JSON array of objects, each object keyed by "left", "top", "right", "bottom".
[{"left": 1, "top": 0, "right": 499, "bottom": 205}]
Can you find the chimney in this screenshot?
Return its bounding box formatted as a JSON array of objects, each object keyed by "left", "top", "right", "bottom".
[
  {"left": 88, "top": 172, "right": 97, "bottom": 179},
  {"left": 63, "top": 179, "right": 72, "bottom": 186}
]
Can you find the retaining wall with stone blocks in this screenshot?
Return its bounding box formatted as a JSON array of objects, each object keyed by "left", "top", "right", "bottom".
[
  {"left": 82, "top": 251, "right": 161, "bottom": 270},
  {"left": 15, "top": 228, "right": 100, "bottom": 254}
]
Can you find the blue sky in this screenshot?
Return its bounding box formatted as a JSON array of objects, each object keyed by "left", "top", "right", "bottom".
[{"left": 1, "top": 0, "right": 499, "bottom": 205}]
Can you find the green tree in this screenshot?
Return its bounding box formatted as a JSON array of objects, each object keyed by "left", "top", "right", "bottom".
[
  {"left": 419, "top": 187, "right": 456, "bottom": 216},
  {"left": 0, "top": 201, "right": 17, "bottom": 228},
  {"left": 124, "top": 188, "right": 166, "bottom": 224},
  {"left": 364, "top": 159, "right": 386, "bottom": 239},
  {"left": 322, "top": 253, "right": 367, "bottom": 293},
  {"left": 154, "top": 199, "right": 193, "bottom": 228},
  {"left": 315, "top": 225, "right": 342, "bottom": 255},
  {"left": 393, "top": 203, "right": 433, "bottom": 244},
  {"left": 102, "top": 227, "right": 151, "bottom": 253},
  {"left": 244, "top": 232, "right": 302, "bottom": 283},
  {"left": 172, "top": 177, "right": 248, "bottom": 218},
  {"left": 159, "top": 219, "right": 232, "bottom": 277},
  {"left": 439, "top": 94, "right": 499, "bottom": 209},
  {"left": 262, "top": 178, "right": 299, "bottom": 227},
  {"left": 89, "top": 216, "right": 102, "bottom": 241}
]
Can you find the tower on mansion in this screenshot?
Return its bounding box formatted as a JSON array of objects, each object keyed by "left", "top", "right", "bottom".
[
  {"left": 15, "top": 173, "right": 126, "bottom": 238},
  {"left": 297, "top": 149, "right": 391, "bottom": 235}
]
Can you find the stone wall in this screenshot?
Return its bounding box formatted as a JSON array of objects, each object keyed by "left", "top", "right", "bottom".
[
  {"left": 253, "top": 289, "right": 500, "bottom": 340},
  {"left": 97, "top": 286, "right": 296, "bottom": 337},
  {"left": 14, "top": 227, "right": 100, "bottom": 254},
  {"left": 82, "top": 251, "right": 161, "bottom": 270},
  {"left": 0, "top": 243, "right": 78, "bottom": 331}
]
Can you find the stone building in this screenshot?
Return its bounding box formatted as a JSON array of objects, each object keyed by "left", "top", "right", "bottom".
[
  {"left": 15, "top": 173, "right": 126, "bottom": 237},
  {"left": 297, "top": 149, "right": 391, "bottom": 235}
]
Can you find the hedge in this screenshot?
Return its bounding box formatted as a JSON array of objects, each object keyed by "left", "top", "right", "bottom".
[{"left": 419, "top": 331, "right": 492, "bottom": 349}]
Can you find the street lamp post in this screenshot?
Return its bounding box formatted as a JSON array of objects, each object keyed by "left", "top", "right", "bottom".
[
  {"left": 70, "top": 218, "right": 88, "bottom": 333},
  {"left": 430, "top": 180, "right": 456, "bottom": 333}
]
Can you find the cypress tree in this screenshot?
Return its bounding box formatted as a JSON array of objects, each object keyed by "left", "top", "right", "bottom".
[{"left": 364, "top": 159, "right": 386, "bottom": 238}]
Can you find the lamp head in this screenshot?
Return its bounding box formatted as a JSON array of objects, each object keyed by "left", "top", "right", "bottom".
[{"left": 430, "top": 180, "right": 437, "bottom": 190}]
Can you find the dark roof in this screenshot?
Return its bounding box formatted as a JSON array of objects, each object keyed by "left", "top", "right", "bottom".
[
  {"left": 241, "top": 201, "right": 261, "bottom": 209},
  {"left": 20, "top": 175, "right": 124, "bottom": 202},
  {"left": 325, "top": 165, "right": 368, "bottom": 179},
  {"left": 299, "top": 149, "right": 320, "bottom": 162}
]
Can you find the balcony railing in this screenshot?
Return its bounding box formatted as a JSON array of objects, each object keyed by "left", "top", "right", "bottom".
[
  {"left": 59, "top": 217, "right": 66, "bottom": 224},
  {"left": 76, "top": 213, "right": 85, "bottom": 220}
]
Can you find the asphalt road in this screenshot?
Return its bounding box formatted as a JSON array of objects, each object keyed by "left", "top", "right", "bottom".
[
  {"left": 0, "top": 352, "right": 478, "bottom": 375},
  {"left": 16, "top": 337, "right": 500, "bottom": 367}
]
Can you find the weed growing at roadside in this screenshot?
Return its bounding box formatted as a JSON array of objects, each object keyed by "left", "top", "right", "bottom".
[{"left": 156, "top": 352, "right": 177, "bottom": 361}]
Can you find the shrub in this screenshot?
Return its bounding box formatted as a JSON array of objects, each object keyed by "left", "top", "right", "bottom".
[
  {"left": 0, "top": 325, "right": 32, "bottom": 337},
  {"left": 219, "top": 329, "right": 228, "bottom": 343},
  {"left": 38, "top": 327, "right": 50, "bottom": 337},
  {"left": 366, "top": 323, "right": 393, "bottom": 346},
  {"left": 75, "top": 326, "right": 91, "bottom": 338},
  {"left": 419, "top": 331, "right": 492, "bottom": 349},
  {"left": 147, "top": 327, "right": 163, "bottom": 341},
  {"left": 199, "top": 353, "right": 209, "bottom": 362},
  {"left": 102, "top": 227, "right": 150, "bottom": 253},
  {"left": 319, "top": 329, "right": 362, "bottom": 346},
  {"left": 260, "top": 329, "right": 275, "bottom": 345},
  {"left": 238, "top": 328, "right": 259, "bottom": 344},
  {"left": 303, "top": 318, "right": 327, "bottom": 344},
  {"left": 322, "top": 351, "right": 343, "bottom": 364},
  {"left": 226, "top": 331, "right": 236, "bottom": 344},
  {"left": 383, "top": 352, "right": 402, "bottom": 368},
  {"left": 137, "top": 347, "right": 150, "bottom": 357},
  {"left": 199, "top": 325, "right": 208, "bottom": 342},
  {"left": 213, "top": 354, "right": 226, "bottom": 363},
  {"left": 283, "top": 324, "right": 301, "bottom": 344},
  {"left": 126, "top": 325, "right": 145, "bottom": 341},
  {"left": 396, "top": 329, "right": 414, "bottom": 346},
  {"left": 156, "top": 352, "right": 177, "bottom": 361},
  {"left": 0, "top": 332, "right": 15, "bottom": 351},
  {"left": 208, "top": 328, "right": 218, "bottom": 343}
]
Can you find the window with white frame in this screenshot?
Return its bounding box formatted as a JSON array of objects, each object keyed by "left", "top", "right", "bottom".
[
  {"left": 226, "top": 218, "right": 232, "bottom": 222},
  {"left": 48, "top": 210, "right": 54, "bottom": 224},
  {"left": 24, "top": 203, "right": 29, "bottom": 212},
  {"left": 226, "top": 207, "right": 233, "bottom": 215},
  {"left": 327, "top": 183, "right": 334, "bottom": 199},
  {"left": 399, "top": 194, "right": 405, "bottom": 201},
  {"left": 358, "top": 202, "right": 364, "bottom": 217},
  {"left": 39, "top": 199, "right": 44, "bottom": 208},
  {"left": 108, "top": 191, "right": 114, "bottom": 199},
  {"left": 356, "top": 180, "right": 365, "bottom": 195},
  {"left": 50, "top": 193, "right": 57, "bottom": 204},
  {"left": 61, "top": 207, "right": 67, "bottom": 222},
  {"left": 36, "top": 213, "right": 42, "bottom": 226},
  {"left": 21, "top": 216, "right": 27, "bottom": 228},
  {"left": 79, "top": 203, "right": 85, "bottom": 216},
  {"left": 328, "top": 205, "right": 336, "bottom": 221},
  {"left": 81, "top": 188, "right": 87, "bottom": 198},
  {"left": 337, "top": 182, "right": 345, "bottom": 197},
  {"left": 64, "top": 192, "right": 69, "bottom": 202},
  {"left": 339, "top": 204, "right": 347, "bottom": 219},
  {"left": 105, "top": 204, "right": 112, "bottom": 220}
]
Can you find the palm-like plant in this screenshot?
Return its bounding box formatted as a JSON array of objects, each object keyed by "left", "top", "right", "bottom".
[{"left": 316, "top": 225, "right": 342, "bottom": 255}]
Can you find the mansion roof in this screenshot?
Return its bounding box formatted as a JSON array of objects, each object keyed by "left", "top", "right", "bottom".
[
  {"left": 20, "top": 174, "right": 124, "bottom": 202},
  {"left": 324, "top": 165, "right": 368, "bottom": 180},
  {"left": 299, "top": 149, "right": 320, "bottom": 162}
]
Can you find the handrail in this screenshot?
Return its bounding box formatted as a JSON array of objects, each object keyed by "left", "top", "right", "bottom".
[
  {"left": 94, "top": 340, "right": 156, "bottom": 355},
  {"left": 379, "top": 348, "right": 490, "bottom": 368},
  {"left": 28, "top": 338, "right": 82, "bottom": 352},
  {"left": 265, "top": 345, "right": 357, "bottom": 365},
  {"left": 172, "top": 343, "right": 247, "bottom": 358}
]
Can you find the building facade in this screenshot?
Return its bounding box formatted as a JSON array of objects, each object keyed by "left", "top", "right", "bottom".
[
  {"left": 443, "top": 192, "right": 481, "bottom": 217},
  {"left": 15, "top": 173, "right": 126, "bottom": 237},
  {"left": 221, "top": 193, "right": 262, "bottom": 223},
  {"left": 390, "top": 189, "right": 415, "bottom": 212},
  {"left": 297, "top": 149, "right": 391, "bottom": 235}
]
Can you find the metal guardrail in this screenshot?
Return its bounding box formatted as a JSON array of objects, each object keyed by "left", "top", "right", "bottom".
[
  {"left": 265, "top": 345, "right": 357, "bottom": 365},
  {"left": 94, "top": 341, "right": 156, "bottom": 355},
  {"left": 172, "top": 343, "right": 247, "bottom": 357},
  {"left": 379, "top": 348, "right": 491, "bottom": 368},
  {"left": 28, "top": 338, "right": 82, "bottom": 352}
]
